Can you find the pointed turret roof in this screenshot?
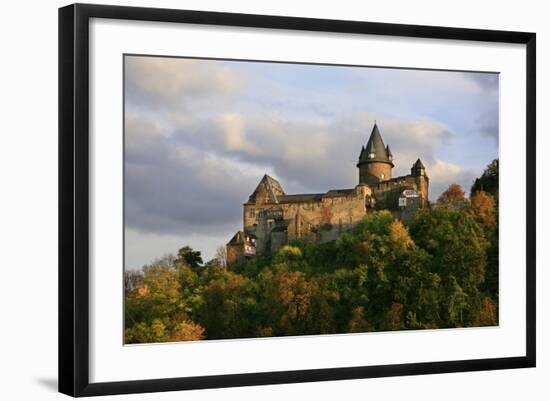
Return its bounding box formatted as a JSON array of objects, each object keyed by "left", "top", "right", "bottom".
[
  {"left": 412, "top": 158, "right": 425, "bottom": 169},
  {"left": 358, "top": 123, "right": 394, "bottom": 166},
  {"left": 248, "top": 174, "right": 286, "bottom": 204},
  {"left": 367, "top": 123, "right": 386, "bottom": 155},
  {"left": 411, "top": 158, "right": 428, "bottom": 178},
  {"left": 358, "top": 145, "right": 366, "bottom": 160}
]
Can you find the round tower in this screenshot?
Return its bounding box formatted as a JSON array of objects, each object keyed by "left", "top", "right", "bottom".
[{"left": 357, "top": 123, "right": 394, "bottom": 186}]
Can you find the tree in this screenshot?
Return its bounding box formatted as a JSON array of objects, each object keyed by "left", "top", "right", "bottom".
[
  {"left": 470, "top": 191, "right": 497, "bottom": 229},
  {"left": 437, "top": 183, "right": 466, "bottom": 208},
  {"left": 447, "top": 276, "right": 469, "bottom": 326},
  {"left": 348, "top": 306, "right": 373, "bottom": 333},
  {"left": 124, "top": 269, "right": 143, "bottom": 293},
  {"left": 176, "top": 246, "right": 203, "bottom": 268},
  {"left": 477, "top": 297, "right": 498, "bottom": 326},
  {"left": 412, "top": 207, "right": 489, "bottom": 327},
  {"left": 168, "top": 320, "right": 205, "bottom": 341},
  {"left": 198, "top": 271, "right": 257, "bottom": 339},
  {"left": 258, "top": 270, "right": 316, "bottom": 336},
  {"left": 471, "top": 159, "right": 499, "bottom": 198},
  {"left": 215, "top": 245, "right": 227, "bottom": 269}
]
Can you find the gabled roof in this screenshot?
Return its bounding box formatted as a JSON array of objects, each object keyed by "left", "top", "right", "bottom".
[
  {"left": 248, "top": 174, "right": 286, "bottom": 204},
  {"left": 227, "top": 230, "right": 255, "bottom": 245},
  {"left": 358, "top": 123, "right": 393, "bottom": 166},
  {"left": 227, "top": 230, "right": 246, "bottom": 245}
]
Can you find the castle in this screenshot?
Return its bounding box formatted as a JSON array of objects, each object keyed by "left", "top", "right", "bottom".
[{"left": 226, "top": 123, "right": 429, "bottom": 265}]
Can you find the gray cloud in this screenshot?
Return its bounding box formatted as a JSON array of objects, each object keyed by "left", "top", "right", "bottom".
[
  {"left": 125, "top": 114, "right": 261, "bottom": 236},
  {"left": 125, "top": 56, "right": 242, "bottom": 113},
  {"left": 165, "top": 109, "right": 451, "bottom": 193}
]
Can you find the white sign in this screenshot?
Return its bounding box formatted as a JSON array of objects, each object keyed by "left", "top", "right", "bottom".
[
  {"left": 402, "top": 189, "right": 419, "bottom": 197},
  {"left": 398, "top": 197, "right": 407, "bottom": 207}
]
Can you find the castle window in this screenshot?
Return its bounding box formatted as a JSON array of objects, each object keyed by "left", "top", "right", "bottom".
[
  {"left": 381, "top": 173, "right": 385, "bottom": 179},
  {"left": 369, "top": 152, "right": 375, "bottom": 159},
  {"left": 248, "top": 209, "right": 255, "bottom": 218}
]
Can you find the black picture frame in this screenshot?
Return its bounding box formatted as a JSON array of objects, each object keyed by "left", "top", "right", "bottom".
[{"left": 59, "top": 3, "right": 536, "bottom": 397}]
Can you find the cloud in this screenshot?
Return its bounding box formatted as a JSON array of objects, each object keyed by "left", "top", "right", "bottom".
[
  {"left": 165, "top": 108, "right": 450, "bottom": 193},
  {"left": 125, "top": 114, "right": 265, "bottom": 237},
  {"left": 124, "top": 56, "right": 242, "bottom": 115},
  {"left": 216, "top": 112, "right": 258, "bottom": 154},
  {"left": 426, "top": 159, "right": 477, "bottom": 200}
]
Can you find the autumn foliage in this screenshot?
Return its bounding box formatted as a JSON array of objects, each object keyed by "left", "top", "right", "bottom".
[{"left": 125, "top": 164, "right": 499, "bottom": 343}]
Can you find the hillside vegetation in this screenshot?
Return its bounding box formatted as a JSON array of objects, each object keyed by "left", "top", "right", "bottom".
[{"left": 125, "top": 160, "right": 499, "bottom": 343}]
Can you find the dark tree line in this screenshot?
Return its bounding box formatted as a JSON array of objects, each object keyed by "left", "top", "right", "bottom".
[{"left": 125, "top": 159, "right": 499, "bottom": 343}]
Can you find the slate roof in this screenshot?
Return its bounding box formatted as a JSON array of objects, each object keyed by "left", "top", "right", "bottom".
[
  {"left": 228, "top": 230, "right": 256, "bottom": 245},
  {"left": 324, "top": 189, "right": 355, "bottom": 198},
  {"left": 248, "top": 174, "right": 286, "bottom": 203},
  {"left": 227, "top": 231, "right": 246, "bottom": 245},
  {"left": 412, "top": 158, "right": 425, "bottom": 169},
  {"left": 278, "top": 193, "right": 324, "bottom": 203},
  {"left": 358, "top": 123, "right": 394, "bottom": 166},
  {"left": 277, "top": 188, "right": 355, "bottom": 204}
]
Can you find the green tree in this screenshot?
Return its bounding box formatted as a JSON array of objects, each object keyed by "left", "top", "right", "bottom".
[
  {"left": 470, "top": 159, "right": 499, "bottom": 198},
  {"left": 197, "top": 271, "right": 257, "bottom": 339},
  {"left": 176, "top": 246, "right": 203, "bottom": 268},
  {"left": 412, "top": 207, "right": 488, "bottom": 327}
]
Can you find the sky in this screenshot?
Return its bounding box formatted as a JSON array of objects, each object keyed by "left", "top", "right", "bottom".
[{"left": 124, "top": 55, "right": 499, "bottom": 269}]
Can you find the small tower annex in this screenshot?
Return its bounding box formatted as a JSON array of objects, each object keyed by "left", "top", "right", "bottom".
[
  {"left": 357, "top": 123, "right": 394, "bottom": 186},
  {"left": 411, "top": 158, "right": 429, "bottom": 207}
]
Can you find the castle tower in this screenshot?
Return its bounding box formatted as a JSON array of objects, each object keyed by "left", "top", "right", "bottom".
[
  {"left": 411, "top": 158, "right": 429, "bottom": 207},
  {"left": 357, "top": 123, "right": 394, "bottom": 186}
]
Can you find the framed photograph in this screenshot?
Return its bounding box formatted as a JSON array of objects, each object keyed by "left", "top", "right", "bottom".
[{"left": 58, "top": 3, "right": 536, "bottom": 397}]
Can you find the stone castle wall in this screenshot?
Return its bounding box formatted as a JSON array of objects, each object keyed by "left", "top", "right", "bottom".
[{"left": 245, "top": 185, "right": 372, "bottom": 255}]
